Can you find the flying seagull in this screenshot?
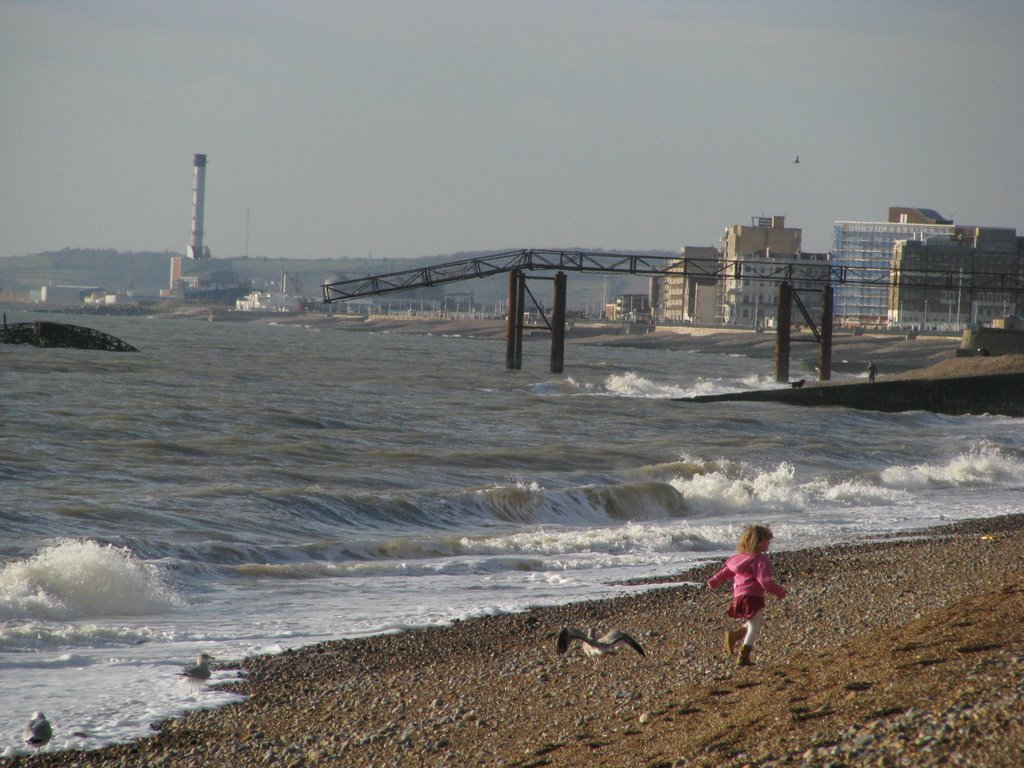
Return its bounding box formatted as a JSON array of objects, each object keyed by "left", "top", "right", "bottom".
[
  {"left": 179, "top": 652, "right": 214, "bottom": 693},
  {"left": 23, "top": 712, "right": 52, "bottom": 750},
  {"left": 556, "top": 627, "right": 645, "bottom": 658}
]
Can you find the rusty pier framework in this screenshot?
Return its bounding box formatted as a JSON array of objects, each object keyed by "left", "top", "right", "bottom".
[
  {"left": 0, "top": 316, "right": 138, "bottom": 352},
  {"left": 320, "top": 247, "right": 1010, "bottom": 378}
]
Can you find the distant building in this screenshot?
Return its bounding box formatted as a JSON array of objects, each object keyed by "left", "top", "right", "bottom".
[
  {"left": 168, "top": 261, "right": 249, "bottom": 304},
  {"left": 832, "top": 207, "right": 954, "bottom": 325},
  {"left": 888, "top": 226, "right": 1023, "bottom": 330},
  {"left": 657, "top": 245, "right": 719, "bottom": 324},
  {"left": 236, "top": 291, "right": 302, "bottom": 312},
  {"left": 607, "top": 294, "right": 650, "bottom": 322},
  {"left": 38, "top": 285, "right": 101, "bottom": 304},
  {"left": 720, "top": 216, "right": 830, "bottom": 328}
]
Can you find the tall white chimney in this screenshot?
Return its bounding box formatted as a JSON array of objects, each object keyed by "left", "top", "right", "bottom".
[{"left": 187, "top": 153, "right": 209, "bottom": 259}]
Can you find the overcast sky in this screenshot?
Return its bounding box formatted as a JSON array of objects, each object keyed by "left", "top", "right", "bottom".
[{"left": 2, "top": 1, "right": 1022, "bottom": 261}]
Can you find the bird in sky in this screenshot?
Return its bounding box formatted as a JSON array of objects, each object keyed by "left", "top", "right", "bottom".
[
  {"left": 794, "top": 155, "right": 800, "bottom": 164},
  {"left": 179, "top": 652, "right": 214, "bottom": 693},
  {"left": 23, "top": 712, "right": 52, "bottom": 750},
  {"left": 556, "top": 627, "right": 645, "bottom": 659}
]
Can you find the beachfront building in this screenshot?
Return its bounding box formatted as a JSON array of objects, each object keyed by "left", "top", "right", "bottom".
[
  {"left": 832, "top": 207, "right": 954, "bottom": 327},
  {"left": 720, "top": 215, "right": 830, "bottom": 328},
  {"left": 656, "top": 245, "right": 720, "bottom": 324},
  {"left": 606, "top": 293, "right": 651, "bottom": 323},
  {"left": 888, "top": 226, "right": 1023, "bottom": 331}
]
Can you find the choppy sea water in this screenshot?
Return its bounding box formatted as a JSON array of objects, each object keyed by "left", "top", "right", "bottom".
[{"left": 1, "top": 309, "right": 1022, "bottom": 755}]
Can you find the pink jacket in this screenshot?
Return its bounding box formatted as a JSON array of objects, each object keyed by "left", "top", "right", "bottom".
[{"left": 707, "top": 552, "right": 786, "bottom": 600}]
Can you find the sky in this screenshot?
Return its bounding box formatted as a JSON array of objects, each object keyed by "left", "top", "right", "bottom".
[{"left": 2, "top": 0, "right": 1022, "bottom": 261}]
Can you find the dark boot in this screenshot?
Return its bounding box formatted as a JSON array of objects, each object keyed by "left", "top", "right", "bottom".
[
  {"left": 723, "top": 629, "right": 745, "bottom": 657},
  {"left": 737, "top": 644, "right": 753, "bottom": 666}
]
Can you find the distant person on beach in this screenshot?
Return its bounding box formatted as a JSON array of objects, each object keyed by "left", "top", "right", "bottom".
[
  {"left": 867, "top": 360, "right": 877, "bottom": 382},
  {"left": 708, "top": 524, "right": 787, "bottom": 666}
]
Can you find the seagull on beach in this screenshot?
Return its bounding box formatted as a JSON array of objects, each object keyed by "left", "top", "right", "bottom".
[
  {"left": 556, "top": 627, "right": 645, "bottom": 659},
  {"left": 179, "top": 653, "right": 214, "bottom": 693},
  {"left": 23, "top": 712, "right": 52, "bottom": 750}
]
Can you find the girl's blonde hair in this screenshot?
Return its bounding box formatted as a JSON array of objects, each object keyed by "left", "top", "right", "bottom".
[{"left": 738, "top": 524, "right": 773, "bottom": 554}]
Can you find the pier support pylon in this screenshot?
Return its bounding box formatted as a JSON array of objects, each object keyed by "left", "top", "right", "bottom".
[
  {"left": 550, "top": 272, "right": 567, "bottom": 373},
  {"left": 818, "top": 285, "right": 834, "bottom": 381},
  {"left": 505, "top": 269, "right": 525, "bottom": 370},
  {"left": 775, "top": 282, "right": 791, "bottom": 383}
]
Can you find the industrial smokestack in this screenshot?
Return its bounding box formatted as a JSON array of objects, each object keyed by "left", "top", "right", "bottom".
[{"left": 187, "top": 153, "right": 210, "bottom": 259}]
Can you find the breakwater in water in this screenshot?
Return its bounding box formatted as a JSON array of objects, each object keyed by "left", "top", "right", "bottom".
[{"left": 679, "top": 371, "right": 1024, "bottom": 416}]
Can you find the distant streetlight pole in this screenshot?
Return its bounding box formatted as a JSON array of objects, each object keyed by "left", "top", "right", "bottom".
[{"left": 956, "top": 267, "right": 963, "bottom": 330}]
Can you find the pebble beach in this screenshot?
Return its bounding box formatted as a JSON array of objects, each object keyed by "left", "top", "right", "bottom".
[{"left": 10, "top": 514, "right": 1024, "bottom": 768}]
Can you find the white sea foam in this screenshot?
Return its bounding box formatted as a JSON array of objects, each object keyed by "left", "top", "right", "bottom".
[
  {"left": 881, "top": 444, "right": 1024, "bottom": 489},
  {"left": 669, "top": 460, "right": 925, "bottom": 517},
  {"left": 530, "top": 371, "right": 758, "bottom": 399},
  {"left": 671, "top": 462, "right": 806, "bottom": 515},
  {"left": 603, "top": 372, "right": 692, "bottom": 399},
  {"left": 0, "top": 622, "right": 169, "bottom": 652},
  {"left": 0, "top": 540, "right": 184, "bottom": 622}
]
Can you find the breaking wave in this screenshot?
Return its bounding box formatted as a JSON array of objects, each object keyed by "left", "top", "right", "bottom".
[{"left": 0, "top": 539, "right": 184, "bottom": 621}]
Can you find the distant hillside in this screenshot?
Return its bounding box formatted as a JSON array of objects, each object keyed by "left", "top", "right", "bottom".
[
  {"left": 0, "top": 249, "right": 176, "bottom": 294},
  {"left": 0, "top": 247, "right": 669, "bottom": 307}
]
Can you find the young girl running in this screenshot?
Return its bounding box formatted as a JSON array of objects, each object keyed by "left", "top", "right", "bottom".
[{"left": 707, "top": 524, "right": 786, "bottom": 666}]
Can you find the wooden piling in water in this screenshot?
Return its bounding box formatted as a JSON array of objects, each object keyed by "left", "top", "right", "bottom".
[
  {"left": 505, "top": 269, "right": 524, "bottom": 370},
  {"left": 818, "top": 284, "right": 834, "bottom": 381},
  {"left": 776, "top": 282, "right": 791, "bottom": 383},
  {"left": 550, "top": 272, "right": 567, "bottom": 373}
]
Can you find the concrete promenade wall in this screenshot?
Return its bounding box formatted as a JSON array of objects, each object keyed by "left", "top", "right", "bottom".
[{"left": 679, "top": 373, "right": 1024, "bottom": 417}]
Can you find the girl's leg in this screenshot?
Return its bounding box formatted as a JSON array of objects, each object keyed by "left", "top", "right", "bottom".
[{"left": 743, "top": 610, "right": 766, "bottom": 646}]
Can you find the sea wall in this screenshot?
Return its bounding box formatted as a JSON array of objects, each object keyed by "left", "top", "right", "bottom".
[{"left": 679, "top": 373, "right": 1024, "bottom": 417}]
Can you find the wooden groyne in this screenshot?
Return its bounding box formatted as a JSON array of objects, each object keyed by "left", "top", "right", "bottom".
[{"left": 676, "top": 373, "right": 1024, "bottom": 417}]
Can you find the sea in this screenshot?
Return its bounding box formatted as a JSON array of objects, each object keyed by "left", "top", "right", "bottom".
[{"left": 2, "top": 308, "right": 1022, "bottom": 756}]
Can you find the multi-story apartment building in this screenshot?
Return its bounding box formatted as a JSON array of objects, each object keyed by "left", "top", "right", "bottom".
[
  {"left": 656, "top": 245, "right": 719, "bottom": 324},
  {"left": 889, "top": 226, "right": 1023, "bottom": 330},
  {"left": 720, "top": 216, "right": 830, "bottom": 328},
  {"left": 832, "top": 207, "right": 954, "bottom": 326}
]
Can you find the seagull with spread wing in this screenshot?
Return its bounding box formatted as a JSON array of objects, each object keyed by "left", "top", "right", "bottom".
[{"left": 556, "top": 627, "right": 645, "bottom": 659}]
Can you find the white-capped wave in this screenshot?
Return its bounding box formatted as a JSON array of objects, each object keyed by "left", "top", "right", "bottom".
[
  {"left": 672, "top": 462, "right": 807, "bottom": 515},
  {"left": 881, "top": 443, "right": 1024, "bottom": 489},
  {"left": 228, "top": 521, "right": 720, "bottom": 580},
  {"left": 0, "top": 621, "right": 168, "bottom": 652},
  {"left": 530, "top": 371, "right": 767, "bottom": 399},
  {"left": 466, "top": 521, "right": 713, "bottom": 557},
  {"left": 528, "top": 377, "right": 598, "bottom": 396},
  {"left": 0, "top": 539, "right": 184, "bottom": 621},
  {"left": 604, "top": 372, "right": 692, "bottom": 399},
  {"left": 452, "top": 479, "right": 687, "bottom": 525},
  {"left": 668, "top": 459, "right": 914, "bottom": 517}
]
